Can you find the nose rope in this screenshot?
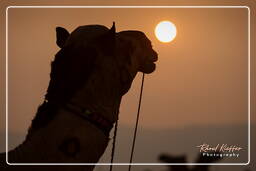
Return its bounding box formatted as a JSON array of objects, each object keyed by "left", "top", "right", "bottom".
[
  {"left": 128, "top": 73, "right": 145, "bottom": 171},
  {"left": 109, "top": 73, "right": 145, "bottom": 171}
]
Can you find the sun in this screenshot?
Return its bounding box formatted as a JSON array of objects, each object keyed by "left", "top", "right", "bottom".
[{"left": 155, "top": 21, "right": 177, "bottom": 43}]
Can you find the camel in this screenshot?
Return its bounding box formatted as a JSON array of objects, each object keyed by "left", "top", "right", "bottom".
[
  {"left": 158, "top": 153, "right": 222, "bottom": 171},
  {"left": 0, "top": 23, "right": 158, "bottom": 170}
]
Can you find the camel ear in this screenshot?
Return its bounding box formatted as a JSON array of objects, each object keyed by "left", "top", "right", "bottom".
[
  {"left": 99, "top": 22, "right": 116, "bottom": 55},
  {"left": 56, "top": 27, "right": 70, "bottom": 48},
  {"left": 105, "top": 22, "right": 116, "bottom": 44},
  {"left": 110, "top": 22, "right": 116, "bottom": 35}
]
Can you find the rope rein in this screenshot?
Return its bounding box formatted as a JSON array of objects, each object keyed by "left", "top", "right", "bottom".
[
  {"left": 109, "top": 73, "right": 145, "bottom": 171},
  {"left": 128, "top": 73, "right": 145, "bottom": 171},
  {"left": 110, "top": 120, "right": 118, "bottom": 171}
]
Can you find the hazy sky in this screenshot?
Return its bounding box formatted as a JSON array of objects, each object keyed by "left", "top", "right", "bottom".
[
  {"left": 0, "top": 0, "right": 255, "bottom": 169},
  {"left": 4, "top": 7, "right": 249, "bottom": 132}
]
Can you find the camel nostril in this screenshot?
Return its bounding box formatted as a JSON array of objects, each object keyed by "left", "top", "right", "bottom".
[
  {"left": 152, "top": 54, "right": 158, "bottom": 62},
  {"left": 152, "top": 51, "right": 158, "bottom": 62}
]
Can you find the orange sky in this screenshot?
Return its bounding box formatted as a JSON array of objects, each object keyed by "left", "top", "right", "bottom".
[
  {"left": 1, "top": 6, "right": 250, "bottom": 132},
  {"left": 0, "top": 1, "right": 255, "bottom": 169}
]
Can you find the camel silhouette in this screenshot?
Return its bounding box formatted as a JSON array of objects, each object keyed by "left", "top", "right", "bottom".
[
  {"left": 0, "top": 23, "right": 158, "bottom": 171},
  {"left": 158, "top": 153, "right": 222, "bottom": 171}
]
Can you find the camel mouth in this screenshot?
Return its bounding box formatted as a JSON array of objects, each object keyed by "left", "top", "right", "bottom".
[
  {"left": 139, "top": 61, "right": 156, "bottom": 74},
  {"left": 139, "top": 52, "right": 158, "bottom": 74},
  {"left": 147, "top": 50, "right": 158, "bottom": 64}
]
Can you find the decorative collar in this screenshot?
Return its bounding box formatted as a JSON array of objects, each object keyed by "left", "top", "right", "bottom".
[{"left": 63, "top": 102, "right": 114, "bottom": 136}]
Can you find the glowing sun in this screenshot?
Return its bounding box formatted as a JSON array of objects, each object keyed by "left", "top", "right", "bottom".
[{"left": 155, "top": 21, "right": 177, "bottom": 43}]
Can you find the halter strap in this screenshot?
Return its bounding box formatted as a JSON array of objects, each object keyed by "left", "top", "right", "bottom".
[{"left": 64, "top": 102, "right": 114, "bottom": 136}]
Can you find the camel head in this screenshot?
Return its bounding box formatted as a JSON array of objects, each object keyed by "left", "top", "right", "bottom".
[
  {"left": 46, "top": 23, "right": 158, "bottom": 105},
  {"left": 117, "top": 31, "right": 158, "bottom": 74},
  {"left": 115, "top": 30, "right": 158, "bottom": 94}
]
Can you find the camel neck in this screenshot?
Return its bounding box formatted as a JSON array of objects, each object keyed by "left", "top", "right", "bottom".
[{"left": 69, "top": 67, "right": 123, "bottom": 123}]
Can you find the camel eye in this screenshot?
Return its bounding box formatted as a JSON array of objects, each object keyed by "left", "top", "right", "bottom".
[{"left": 84, "top": 47, "right": 98, "bottom": 58}]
